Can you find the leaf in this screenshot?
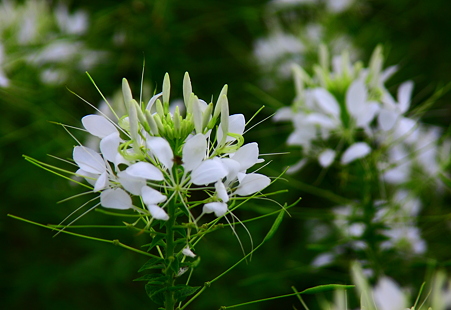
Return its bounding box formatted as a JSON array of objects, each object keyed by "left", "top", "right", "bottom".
[
  {"left": 171, "top": 284, "right": 201, "bottom": 303},
  {"left": 169, "top": 256, "right": 180, "bottom": 275},
  {"left": 138, "top": 257, "right": 165, "bottom": 272},
  {"left": 142, "top": 234, "right": 166, "bottom": 252},
  {"left": 173, "top": 226, "right": 187, "bottom": 238},
  {"left": 299, "top": 284, "right": 354, "bottom": 294},
  {"left": 145, "top": 284, "right": 166, "bottom": 306},
  {"left": 134, "top": 273, "right": 168, "bottom": 283},
  {"left": 263, "top": 209, "right": 284, "bottom": 242}
]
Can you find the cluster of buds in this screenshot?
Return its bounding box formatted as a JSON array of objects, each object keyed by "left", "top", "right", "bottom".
[{"left": 74, "top": 73, "right": 270, "bottom": 223}]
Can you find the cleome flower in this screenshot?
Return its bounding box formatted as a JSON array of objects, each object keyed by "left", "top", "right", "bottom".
[
  {"left": 72, "top": 72, "right": 270, "bottom": 223},
  {"left": 274, "top": 45, "right": 398, "bottom": 171}
]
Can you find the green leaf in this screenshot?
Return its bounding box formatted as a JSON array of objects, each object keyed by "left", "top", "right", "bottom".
[
  {"left": 169, "top": 256, "right": 180, "bottom": 275},
  {"left": 173, "top": 226, "right": 187, "bottom": 238},
  {"left": 263, "top": 209, "right": 284, "bottom": 242},
  {"left": 134, "top": 273, "right": 168, "bottom": 283},
  {"left": 171, "top": 284, "right": 201, "bottom": 303},
  {"left": 139, "top": 257, "right": 165, "bottom": 272},
  {"left": 142, "top": 234, "right": 166, "bottom": 252},
  {"left": 300, "top": 284, "right": 354, "bottom": 294},
  {"left": 145, "top": 284, "right": 166, "bottom": 306}
]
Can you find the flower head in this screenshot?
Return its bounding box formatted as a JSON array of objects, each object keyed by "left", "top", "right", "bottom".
[{"left": 72, "top": 72, "right": 270, "bottom": 224}]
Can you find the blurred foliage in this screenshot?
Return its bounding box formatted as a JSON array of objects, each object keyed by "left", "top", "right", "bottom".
[{"left": 2, "top": 0, "right": 451, "bottom": 309}]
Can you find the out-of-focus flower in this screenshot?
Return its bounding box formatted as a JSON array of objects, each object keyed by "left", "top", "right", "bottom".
[{"left": 0, "top": 0, "right": 106, "bottom": 87}]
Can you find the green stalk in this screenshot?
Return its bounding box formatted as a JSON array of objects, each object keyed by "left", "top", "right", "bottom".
[{"left": 165, "top": 196, "right": 177, "bottom": 310}]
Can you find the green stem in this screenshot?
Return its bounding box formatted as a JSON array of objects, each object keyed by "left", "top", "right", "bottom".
[
  {"left": 165, "top": 198, "right": 177, "bottom": 310},
  {"left": 8, "top": 214, "right": 161, "bottom": 258}
]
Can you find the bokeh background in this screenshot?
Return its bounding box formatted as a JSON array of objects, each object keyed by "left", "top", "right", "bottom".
[{"left": 2, "top": 0, "right": 451, "bottom": 309}]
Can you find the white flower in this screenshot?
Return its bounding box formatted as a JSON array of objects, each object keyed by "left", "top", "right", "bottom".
[{"left": 182, "top": 247, "right": 196, "bottom": 258}]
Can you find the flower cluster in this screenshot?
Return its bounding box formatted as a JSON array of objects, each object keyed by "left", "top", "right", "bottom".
[
  {"left": 274, "top": 46, "right": 397, "bottom": 170},
  {"left": 0, "top": 0, "right": 106, "bottom": 87},
  {"left": 253, "top": 0, "right": 357, "bottom": 86},
  {"left": 274, "top": 46, "right": 451, "bottom": 269},
  {"left": 74, "top": 73, "right": 270, "bottom": 222}
]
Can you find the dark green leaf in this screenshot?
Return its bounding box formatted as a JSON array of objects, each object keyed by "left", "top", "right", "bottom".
[
  {"left": 169, "top": 256, "right": 180, "bottom": 274},
  {"left": 173, "top": 226, "right": 187, "bottom": 238},
  {"left": 134, "top": 273, "right": 168, "bottom": 283},
  {"left": 145, "top": 284, "right": 166, "bottom": 306},
  {"left": 139, "top": 257, "right": 165, "bottom": 272},
  {"left": 171, "top": 284, "right": 201, "bottom": 303},
  {"left": 142, "top": 234, "right": 166, "bottom": 252}
]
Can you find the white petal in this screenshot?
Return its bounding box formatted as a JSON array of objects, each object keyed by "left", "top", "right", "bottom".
[
  {"left": 341, "top": 142, "right": 371, "bottom": 165},
  {"left": 217, "top": 114, "right": 245, "bottom": 144},
  {"left": 312, "top": 88, "right": 340, "bottom": 118},
  {"left": 94, "top": 171, "right": 109, "bottom": 192},
  {"left": 235, "top": 173, "right": 270, "bottom": 196},
  {"left": 380, "top": 65, "right": 398, "bottom": 83},
  {"left": 145, "top": 92, "right": 162, "bottom": 111},
  {"left": 355, "top": 101, "right": 379, "bottom": 128},
  {"left": 182, "top": 247, "right": 196, "bottom": 258},
  {"left": 100, "top": 188, "right": 132, "bottom": 210},
  {"left": 182, "top": 133, "right": 207, "bottom": 171},
  {"left": 346, "top": 80, "right": 367, "bottom": 117},
  {"left": 147, "top": 137, "right": 174, "bottom": 170},
  {"left": 273, "top": 107, "right": 294, "bottom": 121},
  {"left": 126, "top": 162, "right": 164, "bottom": 181},
  {"left": 230, "top": 142, "right": 260, "bottom": 171},
  {"left": 311, "top": 253, "right": 334, "bottom": 267},
  {"left": 148, "top": 204, "right": 169, "bottom": 221},
  {"left": 141, "top": 186, "right": 167, "bottom": 205},
  {"left": 373, "top": 277, "right": 407, "bottom": 310},
  {"left": 82, "top": 114, "right": 118, "bottom": 138},
  {"left": 228, "top": 114, "right": 246, "bottom": 136},
  {"left": 221, "top": 158, "right": 241, "bottom": 184},
  {"left": 203, "top": 202, "right": 228, "bottom": 217},
  {"left": 305, "top": 113, "right": 337, "bottom": 129},
  {"left": 318, "top": 149, "right": 336, "bottom": 167},
  {"left": 76, "top": 168, "right": 97, "bottom": 186},
  {"left": 73, "top": 146, "right": 106, "bottom": 174},
  {"left": 215, "top": 181, "right": 229, "bottom": 203},
  {"left": 100, "top": 132, "right": 121, "bottom": 163},
  {"left": 117, "top": 171, "right": 146, "bottom": 195},
  {"left": 191, "top": 158, "right": 228, "bottom": 185},
  {"left": 287, "top": 126, "right": 316, "bottom": 147},
  {"left": 397, "top": 81, "right": 413, "bottom": 113},
  {"left": 378, "top": 109, "right": 399, "bottom": 131},
  {"left": 287, "top": 158, "right": 308, "bottom": 174}
]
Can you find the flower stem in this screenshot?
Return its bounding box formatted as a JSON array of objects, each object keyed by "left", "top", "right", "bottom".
[{"left": 165, "top": 196, "right": 177, "bottom": 310}]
